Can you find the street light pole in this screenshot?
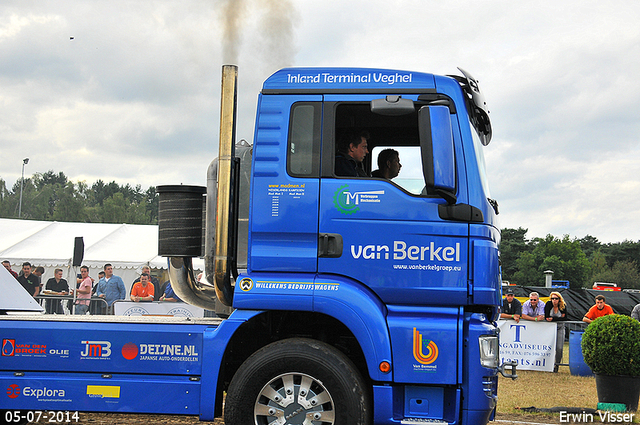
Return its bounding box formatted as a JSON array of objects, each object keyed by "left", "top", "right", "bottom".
[{"left": 18, "top": 158, "right": 29, "bottom": 219}]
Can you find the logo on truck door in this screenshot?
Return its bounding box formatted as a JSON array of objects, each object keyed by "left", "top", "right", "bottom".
[
  {"left": 333, "top": 184, "right": 384, "bottom": 215},
  {"left": 413, "top": 328, "right": 438, "bottom": 365}
]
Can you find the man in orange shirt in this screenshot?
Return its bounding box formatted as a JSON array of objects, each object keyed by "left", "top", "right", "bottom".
[
  {"left": 130, "top": 273, "right": 155, "bottom": 302},
  {"left": 583, "top": 295, "right": 614, "bottom": 324}
]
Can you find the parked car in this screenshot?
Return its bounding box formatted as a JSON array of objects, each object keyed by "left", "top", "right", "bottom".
[{"left": 592, "top": 282, "right": 621, "bottom": 291}]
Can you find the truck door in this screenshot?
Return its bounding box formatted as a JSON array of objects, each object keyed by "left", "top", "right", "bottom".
[
  {"left": 249, "top": 95, "right": 323, "bottom": 273},
  {"left": 318, "top": 97, "right": 470, "bottom": 306}
]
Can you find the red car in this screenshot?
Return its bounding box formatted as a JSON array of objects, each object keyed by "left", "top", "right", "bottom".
[{"left": 592, "top": 282, "right": 621, "bottom": 291}]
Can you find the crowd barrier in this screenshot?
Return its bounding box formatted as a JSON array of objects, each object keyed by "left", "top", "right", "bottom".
[{"left": 34, "top": 294, "right": 108, "bottom": 315}]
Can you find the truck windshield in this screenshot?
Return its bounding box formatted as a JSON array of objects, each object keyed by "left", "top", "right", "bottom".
[{"left": 470, "top": 121, "right": 491, "bottom": 198}]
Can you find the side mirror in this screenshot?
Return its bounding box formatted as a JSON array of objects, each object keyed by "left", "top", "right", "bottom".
[{"left": 419, "top": 105, "right": 456, "bottom": 203}]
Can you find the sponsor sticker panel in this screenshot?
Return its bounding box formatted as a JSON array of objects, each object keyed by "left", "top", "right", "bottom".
[
  {"left": 1, "top": 377, "right": 200, "bottom": 414},
  {"left": 1, "top": 326, "right": 205, "bottom": 375},
  {"left": 388, "top": 311, "right": 459, "bottom": 385}
]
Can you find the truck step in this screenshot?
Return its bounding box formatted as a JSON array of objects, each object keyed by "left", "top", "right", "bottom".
[{"left": 401, "top": 419, "right": 448, "bottom": 424}]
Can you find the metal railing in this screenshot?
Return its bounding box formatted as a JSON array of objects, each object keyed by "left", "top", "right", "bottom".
[
  {"left": 557, "top": 320, "right": 588, "bottom": 368},
  {"left": 34, "top": 295, "right": 109, "bottom": 315},
  {"left": 564, "top": 320, "right": 588, "bottom": 337}
]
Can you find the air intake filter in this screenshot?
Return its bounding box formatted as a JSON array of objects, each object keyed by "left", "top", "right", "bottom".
[{"left": 157, "top": 185, "right": 206, "bottom": 257}]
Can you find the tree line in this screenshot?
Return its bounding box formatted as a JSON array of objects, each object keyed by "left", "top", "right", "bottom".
[
  {"left": 0, "top": 171, "right": 158, "bottom": 225},
  {"left": 1, "top": 171, "right": 639, "bottom": 289},
  {"left": 501, "top": 228, "right": 640, "bottom": 289}
]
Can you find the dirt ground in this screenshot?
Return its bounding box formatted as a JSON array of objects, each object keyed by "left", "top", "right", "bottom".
[
  {"left": 49, "top": 413, "right": 223, "bottom": 424},
  {"left": 71, "top": 411, "right": 557, "bottom": 424},
  {"left": 492, "top": 412, "right": 562, "bottom": 424}
]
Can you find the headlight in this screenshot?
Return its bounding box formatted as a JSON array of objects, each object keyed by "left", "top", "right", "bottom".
[{"left": 479, "top": 335, "right": 499, "bottom": 368}]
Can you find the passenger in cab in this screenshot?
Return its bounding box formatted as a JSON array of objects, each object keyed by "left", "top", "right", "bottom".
[{"left": 371, "top": 148, "right": 402, "bottom": 180}]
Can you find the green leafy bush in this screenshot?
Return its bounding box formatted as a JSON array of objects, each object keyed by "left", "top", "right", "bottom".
[{"left": 582, "top": 314, "right": 640, "bottom": 376}]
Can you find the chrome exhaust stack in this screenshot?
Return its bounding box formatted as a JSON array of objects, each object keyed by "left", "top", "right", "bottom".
[
  {"left": 211, "top": 64, "right": 239, "bottom": 307},
  {"left": 158, "top": 65, "right": 239, "bottom": 311}
]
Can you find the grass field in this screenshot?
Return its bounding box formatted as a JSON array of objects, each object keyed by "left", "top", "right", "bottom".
[
  {"left": 497, "top": 344, "right": 597, "bottom": 412},
  {"left": 495, "top": 343, "right": 640, "bottom": 423},
  {"left": 497, "top": 365, "right": 597, "bottom": 412}
]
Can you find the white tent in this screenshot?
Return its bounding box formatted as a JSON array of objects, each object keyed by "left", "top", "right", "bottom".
[{"left": 0, "top": 218, "right": 204, "bottom": 294}]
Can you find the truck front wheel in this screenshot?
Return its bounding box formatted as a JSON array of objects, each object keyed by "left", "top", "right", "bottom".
[{"left": 225, "top": 337, "right": 370, "bottom": 425}]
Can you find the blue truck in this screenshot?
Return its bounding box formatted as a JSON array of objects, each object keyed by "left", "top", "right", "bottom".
[{"left": 0, "top": 65, "right": 515, "bottom": 424}]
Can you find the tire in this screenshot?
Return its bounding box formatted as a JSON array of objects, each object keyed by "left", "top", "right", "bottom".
[{"left": 225, "top": 338, "right": 370, "bottom": 425}]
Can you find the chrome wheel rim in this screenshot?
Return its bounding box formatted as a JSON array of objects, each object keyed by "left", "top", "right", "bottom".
[{"left": 254, "top": 372, "right": 335, "bottom": 424}]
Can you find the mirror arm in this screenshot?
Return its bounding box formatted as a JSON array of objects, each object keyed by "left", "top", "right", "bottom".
[{"left": 434, "top": 188, "right": 457, "bottom": 205}]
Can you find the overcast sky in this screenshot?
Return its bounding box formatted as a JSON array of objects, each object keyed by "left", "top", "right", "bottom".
[{"left": 1, "top": 0, "right": 639, "bottom": 243}]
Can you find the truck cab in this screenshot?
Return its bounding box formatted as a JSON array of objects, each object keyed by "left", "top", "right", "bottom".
[
  {"left": 245, "top": 68, "right": 499, "bottom": 306},
  {"left": 160, "top": 67, "right": 509, "bottom": 424}
]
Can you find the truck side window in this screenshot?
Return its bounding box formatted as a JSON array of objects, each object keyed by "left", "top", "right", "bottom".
[
  {"left": 334, "top": 103, "right": 424, "bottom": 194},
  {"left": 371, "top": 146, "right": 424, "bottom": 195},
  {"left": 288, "top": 103, "right": 321, "bottom": 177}
]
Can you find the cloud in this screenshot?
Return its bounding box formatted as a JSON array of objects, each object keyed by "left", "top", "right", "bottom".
[{"left": 1, "top": 0, "right": 639, "bottom": 244}]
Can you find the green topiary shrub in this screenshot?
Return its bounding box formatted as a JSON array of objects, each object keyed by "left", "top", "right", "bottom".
[{"left": 582, "top": 314, "right": 640, "bottom": 376}]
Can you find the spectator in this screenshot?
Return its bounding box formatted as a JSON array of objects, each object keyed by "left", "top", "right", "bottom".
[
  {"left": 131, "top": 266, "right": 161, "bottom": 301},
  {"left": 335, "top": 130, "right": 370, "bottom": 177},
  {"left": 2, "top": 260, "right": 19, "bottom": 279},
  {"left": 500, "top": 288, "right": 522, "bottom": 322},
  {"left": 31, "top": 266, "right": 44, "bottom": 293},
  {"left": 67, "top": 269, "right": 94, "bottom": 313},
  {"left": 583, "top": 294, "right": 614, "bottom": 324},
  {"left": 632, "top": 303, "right": 640, "bottom": 322},
  {"left": 160, "top": 280, "right": 182, "bottom": 302},
  {"left": 74, "top": 266, "right": 92, "bottom": 315},
  {"left": 93, "top": 271, "right": 104, "bottom": 295},
  {"left": 95, "top": 263, "right": 126, "bottom": 314},
  {"left": 521, "top": 292, "right": 545, "bottom": 322},
  {"left": 130, "top": 273, "right": 154, "bottom": 302},
  {"left": 159, "top": 279, "right": 170, "bottom": 296},
  {"left": 43, "top": 268, "right": 69, "bottom": 314},
  {"left": 33, "top": 266, "right": 45, "bottom": 283},
  {"left": 17, "top": 262, "right": 40, "bottom": 297},
  {"left": 90, "top": 271, "right": 105, "bottom": 315},
  {"left": 371, "top": 148, "right": 402, "bottom": 180},
  {"left": 545, "top": 291, "right": 568, "bottom": 372},
  {"left": 77, "top": 270, "right": 94, "bottom": 287}
]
